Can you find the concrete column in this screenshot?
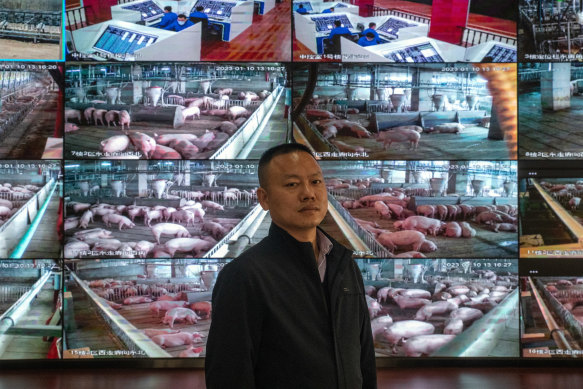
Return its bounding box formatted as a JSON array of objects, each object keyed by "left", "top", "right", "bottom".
[
  {"left": 541, "top": 63, "right": 571, "bottom": 111},
  {"left": 448, "top": 161, "right": 469, "bottom": 195},
  {"left": 184, "top": 161, "right": 191, "bottom": 186},
  {"left": 369, "top": 66, "right": 376, "bottom": 101},
  {"left": 410, "top": 69, "right": 434, "bottom": 112},
  {"left": 138, "top": 161, "right": 148, "bottom": 197}
]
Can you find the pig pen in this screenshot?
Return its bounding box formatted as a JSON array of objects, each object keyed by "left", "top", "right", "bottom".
[
  {"left": 0, "top": 176, "right": 61, "bottom": 259},
  {"left": 521, "top": 277, "right": 583, "bottom": 358},
  {"left": 359, "top": 258, "right": 519, "bottom": 358},
  {"left": 520, "top": 179, "right": 583, "bottom": 257},
  {"left": 296, "top": 109, "right": 510, "bottom": 160},
  {"left": 64, "top": 194, "right": 256, "bottom": 259},
  {"left": 64, "top": 259, "right": 226, "bottom": 359},
  {"left": 324, "top": 192, "right": 518, "bottom": 259},
  {"left": 0, "top": 261, "right": 60, "bottom": 360}
]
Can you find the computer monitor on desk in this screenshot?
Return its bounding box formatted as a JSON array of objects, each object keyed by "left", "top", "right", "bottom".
[{"left": 190, "top": 0, "right": 253, "bottom": 41}]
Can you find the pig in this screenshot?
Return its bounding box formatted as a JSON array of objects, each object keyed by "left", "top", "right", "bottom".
[
  {"left": 152, "top": 332, "right": 195, "bottom": 348},
  {"left": 459, "top": 204, "right": 475, "bottom": 220},
  {"left": 100, "top": 135, "right": 130, "bottom": 154},
  {"left": 402, "top": 334, "right": 456, "bottom": 357},
  {"left": 398, "top": 216, "right": 444, "bottom": 236},
  {"left": 202, "top": 221, "right": 228, "bottom": 240},
  {"left": 216, "top": 88, "right": 233, "bottom": 96},
  {"left": 419, "top": 240, "right": 438, "bottom": 253},
  {"left": 374, "top": 201, "right": 391, "bottom": 219},
  {"left": 376, "top": 128, "right": 420, "bottom": 150},
  {"left": 371, "top": 315, "right": 393, "bottom": 339},
  {"left": 228, "top": 106, "right": 250, "bottom": 120},
  {"left": 321, "top": 125, "right": 337, "bottom": 139},
  {"left": 64, "top": 240, "right": 90, "bottom": 258},
  {"left": 377, "top": 231, "right": 427, "bottom": 252},
  {"left": 152, "top": 145, "right": 182, "bottom": 159},
  {"left": 171, "top": 210, "right": 195, "bottom": 226},
  {"left": 366, "top": 296, "right": 381, "bottom": 318},
  {"left": 92, "top": 239, "right": 122, "bottom": 251},
  {"left": 345, "top": 122, "right": 372, "bottom": 138},
  {"left": 151, "top": 223, "right": 192, "bottom": 244},
  {"left": 305, "top": 109, "right": 337, "bottom": 120},
  {"left": 182, "top": 105, "right": 201, "bottom": 121},
  {"left": 383, "top": 320, "right": 435, "bottom": 346},
  {"left": 74, "top": 229, "right": 113, "bottom": 241},
  {"left": 144, "top": 209, "right": 163, "bottom": 227},
  {"left": 569, "top": 197, "right": 581, "bottom": 211},
  {"left": 78, "top": 210, "right": 94, "bottom": 228},
  {"left": 445, "top": 222, "right": 462, "bottom": 238},
  {"left": 65, "top": 123, "right": 79, "bottom": 133},
  {"left": 119, "top": 110, "right": 131, "bottom": 130},
  {"left": 72, "top": 202, "right": 91, "bottom": 213},
  {"left": 376, "top": 287, "right": 392, "bottom": 304},
  {"left": 123, "top": 296, "right": 153, "bottom": 305},
  {"left": 149, "top": 300, "right": 188, "bottom": 317},
  {"left": 163, "top": 207, "right": 177, "bottom": 221},
  {"left": 165, "top": 238, "right": 214, "bottom": 257},
  {"left": 157, "top": 134, "right": 198, "bottom": 145},
  {"left": 201, "top": 201, "right": 224, "bottom": 211},
  {"left": 158, "top": 293, "right": 185, "bottom": 301},
  {"left": 416, "top": 205, "right": 435, "bottom": 218},
  {"left": 191, "top": 131, "right": 216, "bottom": 151},
  {"left": 135, "top": 240, "right": 155, "bottom": 258},
  {"left": 218, "top": 121, "right": 238, "bottom": 135},
  {"left": 93, "top": 109, "right": 107, "bottom": 126},
  {"left": 460, "top": 221, "right": 476, "bottom": 237},
  {"left": 329, "top": 139, "right": 366, "bottom": 153},
  {"left": 394, "top": 251, "right": 427, "bottom": 258},
  {"left": 190, "top": 301, "right": 212, "bottom": 319},
  {"left": 387, "top": 204, "right": 404, "bottom": 219},
  {"left": 129, "top": 132, "right": 156, "bottom": 159},
  {"left": 398, "top": 289, "right": 432, "bottom": 299},
  {"left": 475, "top": 211, "right": 503, "bottom": 225},
  {"left": 390, "top": 125, "right": 423, "bottom": 133},
  {"left": 84, "top": 107, "right": 95, "bottom": 124},
  {"left": 162, "top": 307, "right": 200, "bottom": 328},
  {"left": 102, "top": 214, "right": 136, "bottom": 230},
  {"left": 65, "top": 108, "right": 82, "bottom": 123},
  {"left": 143, "top": 328, "right": 181, "bottom": 338},
  {"left": 179, "top": 346, "right": 204, "bottom": 358},
  {"left": 447, "top": 285, "right": 470, "bottom": 296},
  {"left": 492, "top": 223, "right": 517, "bottom": 232},
  {"left": 443, "top": 318, "right": 464, "bottom": 335},
  {"left": 414, "top": 301, "right": 457, "bottom": 320},
  {"left": 64, "top": 217, "right": 79, "bottom": 231},
  {"left": 435, "top": 123, "right": 464, "bottom": 134},
  {"left": 203, "top": 109, "right": 228, "bottom": 117},
  {"left": 450, "top": 307, "right": 483, "bottom": 324},
  {"left": 393, "top": 295, "right": 430, "bottom": 310},
  {"left": 104, "top": 110, "right": 120, "bottom": 126}
]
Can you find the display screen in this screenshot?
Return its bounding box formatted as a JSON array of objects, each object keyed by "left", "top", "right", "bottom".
[
  {"left": 484, "top": 44, "right": 517, "bottom": 63},
  {"left": 377, "top": 18, "right": 416, "bottom": 36},
  {"left": 92, "top": 25, "right": 158, "bottom": 55},
  {"left": 121, "top": 0, "right": 164, "bottom": 22},
  {"left": 292, "top": 2, "right": 313, "bottom": 12},
  {"left": 360, "top": 258, "right": 519, "bottom": 357},
  {"left": 63, "top": 62, "right": 287, "bottom": 160},
  {"left": 382, "top": 42, "right": 444, "bottom": 63},
  {"left": 191, "top": 0, "right": 236, "bottom": 19},
  {"left": 311, "top": 14, "right": 354, "bottom": 32}
]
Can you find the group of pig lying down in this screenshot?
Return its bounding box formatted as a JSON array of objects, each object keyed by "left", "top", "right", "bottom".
[
  {"left": 65, "top": 199, "right": 238, "bottom": 258},
  {"left": 86, "top": 277, "right": 210, "bottom": 357},
  {"left": 0, "top": 183, "right": 41, "bottom": 227},
  {"left": 306, "top": 109, "right": 482, "bottom": 154},
  {"left": 64, "top": 89, "right": 272, "bottom": 159},
  {"left": 366, "top": 270, "right": 517, "bottom": 357},
  {"left": 544, "top": 278, "right": 583, "bottom": 327},
  {"left": 331, "top": 180, "right": 517, "bottom": 257}
]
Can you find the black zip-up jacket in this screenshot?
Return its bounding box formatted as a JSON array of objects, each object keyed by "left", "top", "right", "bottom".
[{"left": 205, "top": 222, "right": 377, "bottom": 389}]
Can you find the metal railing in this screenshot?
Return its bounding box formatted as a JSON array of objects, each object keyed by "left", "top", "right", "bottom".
[
  {"left": 368, "top": 6, "right": 430, "bottom": 24},
  {"left": 459, "top": 26, "right": 517, "bottom": 48},
  {"left": 0, "top": 284, "right": 31, "bottom": 303},
  {"left": 327, "top": 194, "right": 392, "bottom": 257},
  {"left": 66, "top": 6, "right": 90, "bottom": 31}
]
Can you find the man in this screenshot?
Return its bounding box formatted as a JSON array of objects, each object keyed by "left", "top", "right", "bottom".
[
  {"left": 189, "top": 5, "right": 209, "bottom": 20},
  {"left": 358, "top": 32, "right": 379, "bottom": 47},
  {"left": 328, "top": 20, "right": 351, "bottom": 41},
  {"left": 155, "top": 6, "right": 177, "bottom": 29},
  {"left": 362, "top": 22, "right": 380, "bottom": 43},
  {"left": 322, "top": 6, "right": 334, "bottom": 13},
  {"left": 296, "top": 3, "right": 309, "bottom": 14},
  {"left": 205, "top": 144, "right": 377, "bottom": 389},
  {"left": 163, "top": 14, "right": 194, "bottom": 32}
]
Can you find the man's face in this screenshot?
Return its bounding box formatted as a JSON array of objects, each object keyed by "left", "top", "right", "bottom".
[{"left": 257, "top": 151, "right": 328, "bottom": 239}]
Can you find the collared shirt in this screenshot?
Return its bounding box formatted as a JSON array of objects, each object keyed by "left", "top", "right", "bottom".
[
  {"left": 328, "top": 26, "right": 351, "bottom": 41},
  {"left": 358, "top": 36, "right": 378, "bottom": 47},
  {"left": 362, "top": 28, "right": 380, "bottom": 42},
  {"left": 316, "top": 229, "right": 333, "bottom": 282}
]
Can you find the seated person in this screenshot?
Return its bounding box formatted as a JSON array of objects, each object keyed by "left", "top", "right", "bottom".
[
  {"left": 358, "top": 32, "right": 379, "bottom": 47},
  {"left": 296, "top": 4, "right": 308, "bottom": 14},
  {"left": 362, "top": 22, "right": 380, "bottom": 43},
  {"left": 328, "top": 20, "right": 351, "bottom": 41},
  {"left": 322, "top": 6, "right": 334, "bottom": 13},
  {"left": 190, "top": 5, "right": 209, "bottom": 20},
  {"left": 155, "top": 6, "right": 177, "bottom": 29},
  {"left": 163, "top": 14, "right": 194, "bottom": 32}
]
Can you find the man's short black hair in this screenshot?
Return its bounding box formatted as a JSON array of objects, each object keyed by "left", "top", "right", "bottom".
[
  {"left": 369, "top": 22, "right": 376, "bottom": 28},
  {"left": 177, "top": 14, "right": 187, "bottom": 19},
  {"left": 366, "top": 32, "right": 375, "bottom": 39},
  {"left": 299, "top": 4, "right": 304, "bottom": 7},
  {"left": 196, "top": 5, "right": 204, "bottom": 11},
  {"left": 258, "top": 143, "right": 316, "bottom": 188},
  {"left": 164, "top": 6, "right": 172, "bottom": 11},
  {"left": 334, "top": 20, "right": 341, "bottom": 27}
]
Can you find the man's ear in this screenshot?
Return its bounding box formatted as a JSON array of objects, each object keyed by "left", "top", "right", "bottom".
[{"left": 257, "top": 187, "right": 269, "bottom": 211}]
